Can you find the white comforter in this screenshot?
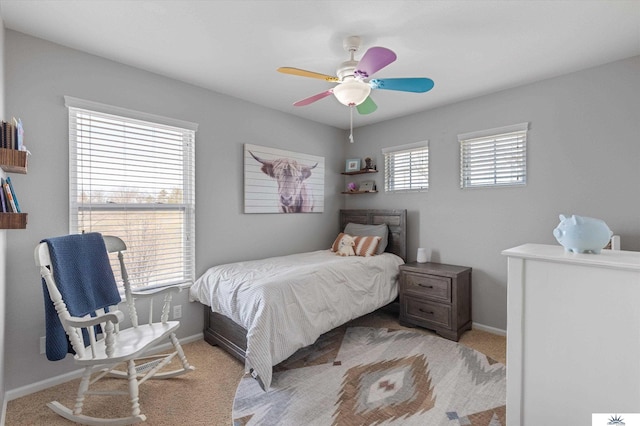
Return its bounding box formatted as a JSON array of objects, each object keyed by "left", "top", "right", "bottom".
[{"left": 189, "top": 249, "right": 404, "bottom": 390}]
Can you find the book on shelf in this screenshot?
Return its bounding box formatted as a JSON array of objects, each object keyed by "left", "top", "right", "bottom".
[
  {"left": 2, "top": 121, "right": 14, "bottom": 149},
  {"left": 1, "top": 177, "right": 20, "bottom": 213},
  {"left": 1, "top": 122, "right": 8, "bottom": 149},
  {"left": 5, "top": 176, "right": 20, "bottom": 213},
  {"left": 1, "top": 118, "right": 25, "bottom": 150},
  {"left": 15, "top": 118, "right": 23, "bottom": 150},
  {"left": 2, "top": 183, "right": 16, "bottom": 213},
  {"left": 1, "top": 178, "right": 9, "bottom": 212},
  {"left": 0, "top": 185, "right": 6, "bottom": 213}
]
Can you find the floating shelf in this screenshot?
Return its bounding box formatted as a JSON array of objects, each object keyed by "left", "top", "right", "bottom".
[
  {"left": 0, "top": 148, "right": 27, "bottom": 174},
  {"left": 341, "top": 190, "right": 378, "bottom": 195},
  {"left": 0, "top": 213, "right": 28, "bottom": 229},
  {"left": 341, "top": 169, "right": 378, "bottom": 176}
]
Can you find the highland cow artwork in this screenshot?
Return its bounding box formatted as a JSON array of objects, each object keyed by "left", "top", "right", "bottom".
[{"left": 244, "top": 144, "right": 324, "bottom": 214}]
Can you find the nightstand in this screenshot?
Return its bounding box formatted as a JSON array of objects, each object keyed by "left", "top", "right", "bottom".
[{"left": 399, "top": 262, "right": 472, "bottom": 341}]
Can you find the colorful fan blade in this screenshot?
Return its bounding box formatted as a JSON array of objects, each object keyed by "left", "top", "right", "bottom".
[
  {"left": 370, "top": 78, "right": 435, "bottom": 93},
  {"left": 356, "top": 96, "right": 377, "bottom": 115},
  {"left": 293, "top": 90, "right": 334, "bottom": 106},
  {"left": 354, "top": 47, "right": 397, "bottom": 78},
  {"left": 278, "top": 67, "right": 339, "bottom": 82}
]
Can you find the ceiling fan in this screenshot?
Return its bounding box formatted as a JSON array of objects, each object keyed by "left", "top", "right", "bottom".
[{"left": 277, "top": 36, "right": 435, "bottom": 116}]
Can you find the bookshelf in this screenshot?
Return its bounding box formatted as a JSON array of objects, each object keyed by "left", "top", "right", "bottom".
[
  {"left": 0, "top": 148, "right": 27, "bottom": 173},
  {"left": 0, "top": 147, "right": 28, "bottom": 229}
]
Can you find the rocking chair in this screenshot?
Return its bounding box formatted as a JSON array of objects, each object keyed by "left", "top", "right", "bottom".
[{"left": 35, "top": 233, "right": 194, "bottom": 425}]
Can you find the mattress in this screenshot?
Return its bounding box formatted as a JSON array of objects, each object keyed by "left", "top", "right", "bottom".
[{"left": 189, "top": 249, "right": 404, "bottom": 390}]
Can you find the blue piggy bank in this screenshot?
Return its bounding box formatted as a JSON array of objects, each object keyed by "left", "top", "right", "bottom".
[{"left": 553, "top": 214, "right": 613, "bottom": 254}]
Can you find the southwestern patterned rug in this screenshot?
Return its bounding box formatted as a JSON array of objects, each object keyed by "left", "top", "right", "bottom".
[{"left": 232, "top": 326, "right": 506, "bottom": 425}]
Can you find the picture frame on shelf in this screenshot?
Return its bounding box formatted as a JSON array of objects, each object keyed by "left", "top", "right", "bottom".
[
  {"left": 359, "top": 180, "right": 375, "bottom": 192},
  {"left": 345, "top": 158, "right": 361, "bottom": 172}
]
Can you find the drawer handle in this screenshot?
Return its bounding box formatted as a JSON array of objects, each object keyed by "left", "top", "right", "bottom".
[
  {"left": 418, "top": 308, "right": 434, "bottom": 315},
  {"left": 417, "top": 284, "right": 434, "bottom": 289}
]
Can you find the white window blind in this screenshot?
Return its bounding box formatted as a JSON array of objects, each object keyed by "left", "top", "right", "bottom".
[
  {"left": 459, "top": 123, "right": 528, "bottom": 188},
  {"left": 382, "top": 141, "right": 429, "bottom": 192},
  {"left": 66, "top": 96, "right": 197, "bottom": 290}
]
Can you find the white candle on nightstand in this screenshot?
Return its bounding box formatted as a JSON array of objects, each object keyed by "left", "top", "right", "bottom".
[{"left": 417, "top": 248, "right": 427, "bottom": 263}]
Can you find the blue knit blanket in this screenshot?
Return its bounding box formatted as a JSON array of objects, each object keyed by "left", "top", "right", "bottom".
[{"left": 41, "top": 233, "right": 122, "bottom": 361}]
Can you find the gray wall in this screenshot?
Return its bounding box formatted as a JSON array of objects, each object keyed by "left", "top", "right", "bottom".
[
  {"left": 0, "top": 16, "right": 6, "bottom": 416},
  {"left": 3, "top": 30, "right": 344, "bottom": 391},
  {"left": 343, "top": 55, "right": 640, "bottom": 330}
]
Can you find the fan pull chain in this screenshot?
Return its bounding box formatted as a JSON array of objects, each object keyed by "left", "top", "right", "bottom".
[{"left": 349, "top": 106, "right": 354, "bottom": 143}]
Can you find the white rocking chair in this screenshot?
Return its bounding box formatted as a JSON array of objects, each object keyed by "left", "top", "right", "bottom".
[{"left": 35, "top": 233, "right": 195, "bottom": 425}]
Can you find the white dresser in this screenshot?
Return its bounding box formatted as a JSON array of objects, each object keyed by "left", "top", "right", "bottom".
[{"left": 502, "top": 244, "right": 640, "bottom": 426}]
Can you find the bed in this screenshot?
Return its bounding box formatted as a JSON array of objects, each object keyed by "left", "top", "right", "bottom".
[{"left": 189, "top": 209, "right": 407, "bottom": 390}]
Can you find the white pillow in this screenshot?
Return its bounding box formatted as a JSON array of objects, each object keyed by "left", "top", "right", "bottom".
[{"left": 343, "top": 223, "right": 388, "bottom": 255}]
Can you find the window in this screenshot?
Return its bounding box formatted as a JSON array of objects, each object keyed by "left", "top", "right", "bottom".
[
  {"left": 459, "top": 122, "right": 528, "bottom": 188},
  {"left": 66, "top": 96, "right": 197, "bottom": 290},
  {"left": 382, "top": 141, "right": 429, "bottom": 192}
]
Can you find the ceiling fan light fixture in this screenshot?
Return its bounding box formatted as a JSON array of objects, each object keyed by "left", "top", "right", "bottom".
[
  {"left": 279, "top": 35, "right": 433, "bottom": 121},
  {"left": 332, "top": 78, "right": 371, "bottom": 106}
]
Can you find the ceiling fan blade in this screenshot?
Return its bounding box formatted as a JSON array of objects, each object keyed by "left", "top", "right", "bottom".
[
  {"left": 370, "top": 78, "right": 435, "bottom": 93},
  {"left": 278, "top": 67, "right": 339, "bottom": 82},
  {"left": 354, "top": 47, "right": 397, "bottom": 78},
  {"left": 293, "top": 90, "right": 334, "bottom": 106},
  {"left": 356, "top": 96, "right": 377, "bottom": 115}
]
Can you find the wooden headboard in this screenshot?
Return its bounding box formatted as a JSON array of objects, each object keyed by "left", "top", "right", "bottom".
[{"left": 339, "top": 209, "right": 407, "bottom": 261}]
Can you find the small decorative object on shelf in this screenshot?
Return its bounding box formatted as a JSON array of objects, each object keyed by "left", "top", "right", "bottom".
[
  {"left": 345, "top": 158, "right": 361, "bottom": 172},
  {"left": 363, "top": 156, "right": 376, "bottom": 170},
  {"left": 359, "top": 180, "right": 374, "bottom": 192},
  {"left": 347, "top": 182, "right": 358, "bottom": 192},
  {"left": 553, "top": 214, "right": 613, "bottom": 254}
]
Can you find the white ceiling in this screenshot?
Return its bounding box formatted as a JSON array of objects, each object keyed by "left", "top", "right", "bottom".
[{"left": 1, "top": 0, "right": 639, "bottom": 130}]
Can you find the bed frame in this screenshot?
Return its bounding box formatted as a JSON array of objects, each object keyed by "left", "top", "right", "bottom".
[{"left": 202, "top": 209, "right": 407, "bottom": 362}]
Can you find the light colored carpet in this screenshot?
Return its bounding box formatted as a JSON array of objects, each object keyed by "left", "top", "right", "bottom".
[
  {"left": 5, "top": 307, "right": 505, "bottom": 425},
  {"left": 233, "top": 326, "right": 505, "bottom": 425}
]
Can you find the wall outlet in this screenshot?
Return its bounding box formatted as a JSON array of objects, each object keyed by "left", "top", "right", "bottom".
[
  {"left": 173, "top": 304, "right": 182, "bottom": 319},
  {"left": 40, "top": 336, "right": 46, "bottom": 354}
]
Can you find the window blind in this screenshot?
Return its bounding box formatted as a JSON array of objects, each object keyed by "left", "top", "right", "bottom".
[
  {"left": 382, "top": 141, "right": 429, "bottom": 192},
  {"left": 459, "top": 123, "right": 528, "bottom": 188},
  {"left": 66, "top": 96, "right": 197, "bottom": 290}
]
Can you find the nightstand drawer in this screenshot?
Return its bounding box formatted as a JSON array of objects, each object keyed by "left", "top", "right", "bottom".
[
  {"left": 403, "top": 271, "right": 451, "bottom": 302},
  {"left": 404, "top": 298, "right": 451, "bottom": 328}
]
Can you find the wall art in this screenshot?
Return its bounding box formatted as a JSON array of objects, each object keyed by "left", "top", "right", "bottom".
[{"left": 244, "top": 144, "right": 324, "bottom": 214}]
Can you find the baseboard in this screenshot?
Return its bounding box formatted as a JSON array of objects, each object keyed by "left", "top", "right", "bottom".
[
  {"left": 472, "top": 321, "right": 506, "bottom": 336},
  {"left": 4, "top": 332, "right": 203, "bottom": 402},
  {"left": 1, "top": 396, "right": 7, "bottom": 426}
]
